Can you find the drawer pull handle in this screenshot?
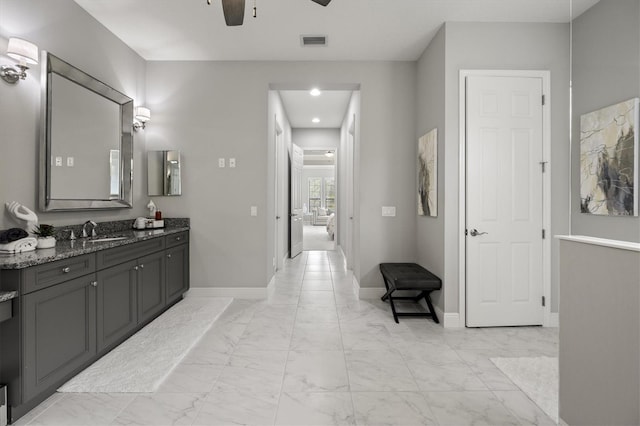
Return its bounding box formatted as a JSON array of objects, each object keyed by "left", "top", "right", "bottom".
[
  {"left": 133, "top": 266, "right": 139, "bottom": 271},
  {"left": 140, "top": 264, "right": 144, "bottom": 269},
  {"left": 90, "top": 281, "right": 98, "bottom": 287},
  {"left": 176, "top": 237, "right": 181, "bottom": 241},
  {"left": 167, "top": 254, "right": 172, "bottom": 258},
  {"left": 62, "top": 267, "right": 71, "bottom": 273}
]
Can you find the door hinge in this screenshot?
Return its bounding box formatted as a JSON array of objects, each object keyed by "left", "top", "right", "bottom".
[
  {"left": 542, "top": 229, "right": 546, "bottom": 239},
  {"left": 540, "top": 161, "right": 547, "bottom": 173},
  {"left": 542, "top": 94, "right": 546, "bottom": 106},
  {"left": 542, "top": 296, "right": 546, "bottom": 307}
]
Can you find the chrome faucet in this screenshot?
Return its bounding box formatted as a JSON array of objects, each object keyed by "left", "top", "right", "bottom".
[{"left": 81, "top": 220, "right": 98, "bottom": 238}]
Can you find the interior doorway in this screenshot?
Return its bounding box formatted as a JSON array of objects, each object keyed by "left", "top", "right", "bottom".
[
  {"left": 271, "top": 86, "right": 358, "bottom": 270},
  {"left": 301, "top": 149, "right": 336, "bottom": 251}
]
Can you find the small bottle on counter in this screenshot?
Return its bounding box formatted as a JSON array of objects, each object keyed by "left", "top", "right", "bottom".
[{"left": 155, "top": 211, "right": 162, "bottom": 220}]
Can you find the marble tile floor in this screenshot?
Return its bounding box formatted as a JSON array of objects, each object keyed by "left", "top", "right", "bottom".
[{"left": 16, "top": 250, "right": 559, "bottom": 426}]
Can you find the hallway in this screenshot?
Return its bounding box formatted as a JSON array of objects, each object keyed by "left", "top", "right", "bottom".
[{"left": 17, "top": 250, "right": 558, "bottom": 425}]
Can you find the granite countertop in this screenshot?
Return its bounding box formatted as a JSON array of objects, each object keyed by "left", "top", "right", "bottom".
[
  {"left": 0, "top": 290, "right": 18, "bottom": 302},
  {"left": 0, "top": 226, "right": 189, "bottom": 270}
]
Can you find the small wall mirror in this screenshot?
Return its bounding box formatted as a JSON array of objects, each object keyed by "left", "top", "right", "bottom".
[{"left": 148, "top": 150, "right": 182, "bottom": 196}]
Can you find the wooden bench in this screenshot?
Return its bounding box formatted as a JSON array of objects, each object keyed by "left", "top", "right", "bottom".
[{"left": 379, "top": 263, "right": 442, "bottom": 324}]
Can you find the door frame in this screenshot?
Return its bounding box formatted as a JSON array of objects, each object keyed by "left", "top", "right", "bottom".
[
  {"left": 458, "top": 69, "right": 552, "bottom": 328},
  {"left": 275, "top": 117, "right": 284, "bottom": 270}
]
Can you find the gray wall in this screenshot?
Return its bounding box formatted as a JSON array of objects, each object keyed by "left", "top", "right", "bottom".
[
  {"left": 145, "top": 61, "right": 416, "bottom": 288},
  {"left": 559, "top": 239, "right": 640, "bottom": 425},
  {"left": 0, "top": 0, "right": 148, "bottom": 230},
  {"left": 440, "top": 22, "right": 570, "bottom": 314},
  {"left": 571, "top": 0, "right": 640, "bottom": 242},
  {"left": 416, "top": 25, "right": 446, "bottom": 312}
]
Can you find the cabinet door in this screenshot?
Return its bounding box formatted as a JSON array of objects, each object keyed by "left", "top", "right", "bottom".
[
  {"left": 166, "top": 244, "right": 189, "bottom": 304},
  {"left": 96, "top": 260, "right": 137, "bottom": 353},
  {"left": 23, "top": 275, "right": 96, "bottom": 401},
  {"left": 137, "top": 252, "right": 166, "bottom": 324}
]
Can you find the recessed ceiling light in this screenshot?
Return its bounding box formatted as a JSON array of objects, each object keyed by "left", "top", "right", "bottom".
[
  {"left": 310, "top": 88, "right": 321, "bottom": 97},
  {"left": 312, "top": 117, "right": 320, "bottom": 123}
]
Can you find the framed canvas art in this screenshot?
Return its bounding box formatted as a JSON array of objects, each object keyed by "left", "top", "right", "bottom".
[
  {"left": 580, "top": 98, "right": 638, "bottom": 216},
  {"left": 418, "top": 128, "right": 437, "bottom": 217}
]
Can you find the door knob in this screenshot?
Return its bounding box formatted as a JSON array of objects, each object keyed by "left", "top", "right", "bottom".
[
  {"left": 469, "top": 229, "right": 488, "bottom": 237},
  {"left": 90, "top": 281, "right": 98, "bottom": 287}
]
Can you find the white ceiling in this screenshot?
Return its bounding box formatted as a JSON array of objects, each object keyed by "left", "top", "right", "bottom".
[
  {"left": 73, "top": 0, "right": 598, "bottom": 131},
  {"left": 279, "top": 90, "right": 352, "bottom": 128},
  {"left": 73, "top": 0, "right": 599, "bottom": 62}
]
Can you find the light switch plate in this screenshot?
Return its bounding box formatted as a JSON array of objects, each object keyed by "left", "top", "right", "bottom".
[
  {"left": 67, "top": 157, "right": 74, "bottom": 167},
  {"left": 229, "top": 158, "right": 236, "bottom": 168},
  {"left": 250, "top": 206, "right": 258, "bottom": 216},
  {"left": 218, "top": 158, "right": 225, "bottom": 168},
  {"left": 382, "top": 206, "right": 396, "bottom": 217}
]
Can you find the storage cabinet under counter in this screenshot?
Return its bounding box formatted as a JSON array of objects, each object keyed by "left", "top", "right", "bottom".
[{"left": 0, "top": 229, "right": 190, "bottom": 424}]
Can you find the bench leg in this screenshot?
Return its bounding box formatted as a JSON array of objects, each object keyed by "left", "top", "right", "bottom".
[
  {"left": 380, "top": 276, "right": 393, "bottom": 302},
  {"left": 423, "top": 291, "right": 439, "bottom": 324},
  {"left": 387, "top": 291, "right": 400, "bottom": 324}
]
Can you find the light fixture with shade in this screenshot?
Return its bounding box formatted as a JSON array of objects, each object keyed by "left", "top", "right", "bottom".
[
  {"left": 0, "top": 37, "right": 39, "bottom": 84},
  {"left": 310, "top": 88, "right": 321, "bottom": 97},
  {"left": 312, "top": 117, "right": 320, "bottom": 123},
  {"left": 133, "top": 106, "right": 151, "bottom": 131}
]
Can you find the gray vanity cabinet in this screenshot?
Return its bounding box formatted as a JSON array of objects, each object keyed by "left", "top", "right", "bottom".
[
  {"left": 96, "top": 260, "right": 137, "bottom": 353},
  {"left": 137, "top": 252, "right": 166, "bottom": 325},
  {"left": 166, "top": 244, "right": 189, "bottom": 305},
  {"left": 0, "top": 230, "right": 190, "bottom": 423},
  {"left": 23, "top": 274, "right": 97, "bottom": 402}
]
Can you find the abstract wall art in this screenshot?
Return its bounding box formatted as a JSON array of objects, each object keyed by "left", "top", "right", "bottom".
[
  {"left": 580, "top": 98, "right": 638, "bottom": 216},
  {"left": 418, "top": 128, "right": 437, "bottom": 217}
]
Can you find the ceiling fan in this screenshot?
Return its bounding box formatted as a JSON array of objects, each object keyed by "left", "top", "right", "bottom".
[{"left": 206, "top": 0, "right": 332, "bottom": 26}]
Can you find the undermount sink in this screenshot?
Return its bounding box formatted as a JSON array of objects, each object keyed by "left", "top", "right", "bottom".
[{"left": 88, "top": 236, "right": 128, "bottom": 243}]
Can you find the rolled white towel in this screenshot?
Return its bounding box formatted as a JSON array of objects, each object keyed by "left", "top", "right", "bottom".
[{"left": 0, "top": 237, "right": 38, "bottom": 253}]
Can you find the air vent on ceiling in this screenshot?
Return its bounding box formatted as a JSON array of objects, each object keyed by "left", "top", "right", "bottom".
[{"left": 301, "top": 35, "right": 328, "bottom": 47}]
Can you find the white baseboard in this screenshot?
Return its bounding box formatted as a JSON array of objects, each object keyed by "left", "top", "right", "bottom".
[
  {"left": 547, "top": 312, "right": 559, "bottom": 327},
  {"left": 442, "top": 312, "right": 461, "bottom": 328},
  {"left": 187, "top": 286, "right": 268, "bottom": 299},
  {"left": 352, "top": 277, "right": 386, "bottom": 299}
]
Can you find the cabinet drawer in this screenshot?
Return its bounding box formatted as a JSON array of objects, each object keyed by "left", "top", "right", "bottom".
[
  {"left": 165, "top": 231, "right": 189, "bottom": 248},
  {"left": 97, "top": 238, "right": 165, "bottom": 270},
  {"left": 23, "top": 254, "right": 96, "bottom": 294}
]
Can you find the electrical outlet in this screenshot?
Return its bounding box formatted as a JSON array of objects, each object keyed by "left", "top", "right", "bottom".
[
  {"left": 229, "top": 158, "right": 236, "bottom": 168},
  {"left": 67, "top": 157, "right": 74, "bottom": 167},
  {"left": 218, "top": 158, "right": 225, "bottom": 168},
  {"left": 55, "top": 156, "right": 62, "bottom": 167}
]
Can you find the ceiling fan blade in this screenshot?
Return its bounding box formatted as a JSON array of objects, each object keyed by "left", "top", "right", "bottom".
[
  {"left": 310, "top": 0, "right": 331, "bottom": 6},
  {"left": 221, "top": 0, "right": 245, "bottom": 26}
]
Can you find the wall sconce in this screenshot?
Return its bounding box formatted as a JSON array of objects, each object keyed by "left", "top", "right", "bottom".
[
  {"left": 0, "top": 37, "right": 39, "bottom": 84},
  {"left": 133, "top": 106, "right": 151, "bottom": 131}
]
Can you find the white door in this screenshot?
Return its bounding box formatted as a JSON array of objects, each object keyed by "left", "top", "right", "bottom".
[
  {"left": 290, "top": 143, "right": 304, "bottom": 258},
  {"left": 466, "top": 75, "right": 544, "bottom": 327}
]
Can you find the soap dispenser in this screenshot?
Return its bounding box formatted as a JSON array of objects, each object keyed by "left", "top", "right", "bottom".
[{"left": 146, "top": 200, "right": 157, "bottom": 218}]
